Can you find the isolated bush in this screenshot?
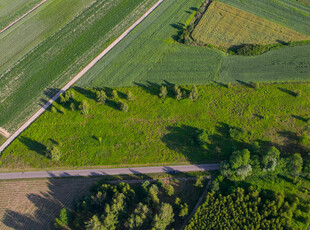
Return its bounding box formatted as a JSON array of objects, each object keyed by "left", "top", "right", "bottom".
[
  {"left": 46, "top": 145, "right": 61, "bottom": 161},
  {"left": 179, "top": 203, "right": 189, "bottom": 218},
  {"left": 119, "top": 101, "right": 129, "bottom": 112},
  {"left": 54, "top": 208, "right": 70, "bottom": 229},
  {"left": 112, "top": 90, "right": 118, "bottom": 99},
  {"left": 79, "top": 100, "right": 89, "bottom": 115},
  {"left": 173, "top": 85, "right": 182, "bottom": 100},
  {"left": 163, "top": 184, "right": 174, "bottom": 196},
  {"left": 210, "top": 180, "right": 220, "bottom": 192},
  {"left": 159, "top": 86, "right": 168, "bottom": 98},
  {"left": 96, "top": 90, "right": 107, "bottom": 103},
  {"left": 194, "top": 176, "right": 204, "bottom": 188},
  {"left": 127, "top": 91, "right": 133, "bottom": 100},
  {"left": 189, "top": 86, "right": 199, "bottom": 101}
]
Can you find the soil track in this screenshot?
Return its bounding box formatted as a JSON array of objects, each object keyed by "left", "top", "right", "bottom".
[{"left": 0, "top": 0, "right": 48, "bottom": 34}]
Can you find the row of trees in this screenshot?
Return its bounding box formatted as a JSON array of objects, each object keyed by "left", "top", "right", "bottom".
[
  {"left": 159, "top": 85, "right": 199, "bottom": 101},
  {"left": 54, "top": 180, "right": 189, "bottom": 230}
]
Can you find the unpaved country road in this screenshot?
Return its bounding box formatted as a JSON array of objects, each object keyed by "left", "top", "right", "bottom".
[
  {"left": 0, "top": 164, "right": 220, "bottom": 180},
  {"left": 0, "top": 0, "right": 48, "bottom": 34},
  {"left": 0, "top": 0, "right": 164, "bottom": 153}
]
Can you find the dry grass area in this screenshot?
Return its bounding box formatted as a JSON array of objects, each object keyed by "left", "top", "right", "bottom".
[
  {"left": 192, "top": 1, "right": 310, "bottom": 47},
  {"left": 0, "top": 177, "right": 102, "bottom": 230}
]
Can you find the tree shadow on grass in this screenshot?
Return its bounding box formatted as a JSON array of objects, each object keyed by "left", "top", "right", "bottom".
[
  {"left": 73, "top": 86, "right": 97, "bottom": 101},
  {"left": 278, "top": 87, "right": 298, "bottom": 97},
  {"left": 291, "top": 115, "right": 309, "bottom": 123},
  {"left": 19, "top": 136, "right": 46, "bottom": 157}
]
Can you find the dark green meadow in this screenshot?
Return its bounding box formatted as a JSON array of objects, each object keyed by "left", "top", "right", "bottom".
[{"left": 1, "top": 83, "right": 309, "bottom": 169}]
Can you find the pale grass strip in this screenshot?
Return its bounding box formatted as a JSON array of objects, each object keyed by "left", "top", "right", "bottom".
[
  {"left": 0, "top": 0, "right": 164, "bottom": 153},
  {"left": 0, "top": 128, "right": 10, "bottom": 138}
]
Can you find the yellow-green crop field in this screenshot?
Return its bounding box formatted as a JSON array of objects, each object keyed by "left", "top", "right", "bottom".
[{"left": 192, "top": 1, "right": 310, "bottom": 48}]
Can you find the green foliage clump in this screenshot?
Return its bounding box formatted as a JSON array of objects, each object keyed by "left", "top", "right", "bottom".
[
  {"left": 152, "top": 203, "right": 174, "bottom": 230},
  {"left": 79, "top": 100, "right": 89, "bottom": 115},
  {"left": 125, "top": 203, "right": 150, "bottom": 229},
  {"left": 119, "top": 101, "right": 129, "bottom": 112},
  {"left": 96, "top": 90, "right": 107, "bottom": 103},
  {"left": 112, "top": 90, "right": 118, "bottom": 100},
  {"left": 159, "top": 86, "right": 168, "bottom": 99},
  {"left": 54, "top": 208, "right": 70, "bottom": 229},
  {"left": 127, "top": 91, "right": 133, "bottom": 101},
  {"left": 229, "top": 126, "right": 249, "bottom": 141},
  {"left": 262, "top": 146, "right": 280, "bottom": 171},
  {"left": 194, "top": 176, "right": 204, "bottom": 188},
  {"left": 236, "top": 44, "right": 271, "bottom": 56},
  {"left": 189, "top": 86, "right": 199, "bottom": 101},
  {"left": 185, "top": 187, "right": 299, "bottom": 230},
  {"left": 163, "top": 184, "right": 175, "bottom": 196},
  {"left": 46, "top": 145, "right": 61, "bottom": 161},
  {"left": 173, "top": 85, "right": 183, "bottom": 100},
  {"left": 288, "top": 153, "right": 303, "bottom": 178},
  {"left": 197, "top": 129, "right": 213, "bottom": 148}
]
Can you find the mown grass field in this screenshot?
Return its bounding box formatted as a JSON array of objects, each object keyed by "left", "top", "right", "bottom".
[
  {"left": 0, "top": 172, "right": 205, "bottom": 229},
  {"left": 218, "top": 0, "right": 310, "bottom": 35},
  {"left": 0, "top": 0, "right": 94, "bottom": 74},
  {"left": 0, "top": 0, "right": 157, "bottom": 133},
  {"left": 0, "top": 0, "right": 41, "bottom": 30},
  {"left": 1, "top": 83, "right": 309, "bottom": 169},
  {"left": 192, "top": 1, "right": 310, "bottom": 48}
]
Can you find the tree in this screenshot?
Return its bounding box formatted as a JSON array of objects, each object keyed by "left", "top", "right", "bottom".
[
  {"left": 210, "top": 180, "right": 220, "bottom": 192},
  {"left": 288, "top": 153, "right": 303, "bottom": 178},
  {"left": 300, "top": 132, "right": 309, "bottom": 145},
  {"left": 79, "top": 100, "right": 89, "bottom": 115},
  {"left": 54, "top": 208, "right": 71, "bottom": 229},
  {"left": 119, "top": 101, "right": 129, "bottom": 112},
  {"left": 230, "top": 151, "right": 243, "bottom": 170},
  {"left": 197, "top": 130, "right": 211, "bottom": 148},
  {"left": 194, "top": 176, "right": 204, "bottom": 188},
  {"left": 159, "top": 86, "right": 168, "bottom": 98},
  {"left": 127, "top": 91, "right": 133, "bottom": 100},
  {"left": 125, "top": 203, "right": 150, "bottom": 229},
  {"left": 262, "top": 147, "right": 280, "bottom": 171},
  {"left": 46, "top": 145, "right": 61, "bottom": 161},
  {"left": 112, "top": 90, "right": 118, "bottom": 99},
  {"left": 70, "top": 103, "right": 75, "bottom": 111},
  {"left": 173, "top": 85, "right": 182, "bottom": 100},
  {"left": 152, "top": 203, "right": 174, "bottom": 230},
  {"left": 235, "top": 164, "right": 252, "bottom": 180},
  {"left": 85, "top": 215, "right": 104, "bottom": 230},
  {"left": 189, "top": 86, "right": 198, "bottom": 101},
  {"left": 163, "top": 184, "right": 174, "bottom": 196},
  {"left": 148, "top": 184, "right": 160, "bottom": 206},
  {"left": 96, "top": 90, "right": 107, "bottom": 103},
  {"left": 179, "top": 203, "right": 188, "bottom": 218}
]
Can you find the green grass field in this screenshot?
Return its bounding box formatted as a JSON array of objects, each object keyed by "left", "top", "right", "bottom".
[
  {"left": 0, "top": 0, "right": 94, "bottom": 74},
  {"left": 0, "top": 0, "right": 41, "bottom": 30},
  {"left": 1, "top": 83, "right": 309, "bottom": 169},
  {"left": 192, "top": 1, "right": 310, "bottom": 48},
  {"left": 0, "top": 0, "right": 157, "bottom": 133},
  {"left": 219, "top": 45, "right": 310, "bottom": 83},
  {"left": 218, "top": 0, "right": 310, "bottom": 35}
]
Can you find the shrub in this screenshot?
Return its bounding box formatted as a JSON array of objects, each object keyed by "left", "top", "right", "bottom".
[
  {"left": 262, "top": 147, "right": 280, "bottom": 171},
  {"left": 229, "top": 126, "right": 248, "bottom": 141},
  {"left": 163, "top": 184, "right": 174, "bottom": 196},
  {"left": 127, "top": 91, "right": 133, "bottom": 100},
  {"left": 288, "top": 153, "right": 303, "bottom": 178},
  {"left": 79, "top": 100, "right": 89, "bottom": 115},
  {"left": 194, "top": 176, "right": 204, "bottom": 188},
  {"left": 54, "top": 208, "right": 71, "bottom": 229},
  {"left": 159, "top": 86, "right": 168, "bottom": 98},
  {"left": 46, "top": 145, "right": 61, "bottom": 161},
  {"left": 300, "top": 132, "right": 309, "bottom": 145},
  {"left": 197, "top": 130, "right": 212, "bottom": 147},
  {"left": 173, "top": 85, "right": 182, "bottom": 100},
  {"left": 96, "top": 90, "right": 107, "bottom": 103},
  {"left": 151, "top": 203, "right": 174, "bottom": 230},
  {"left": 70, "top": 103, "right": 75, "bottom": 111},
  {"left": 51, "top": 106, "right": 57, "bottom": 113},
  {"left": 119, "top": 101, "right": 129, "bottom": 112},
  {"left": 210, "top": 180, "right": 220, "bottom": 192},
  {"left": 236, "top": 44, "right": 270, "bottom": 56},
  {"left": 111, "top": 90, "right": 118, "bottom": 99},
  {"left": 179, "top": 203, "right": 188, "bottom": 218},
  {"left": 235, "top": 164, "right": 252, "bottom": 180},
  {"left": 189, "top": 86, "right": 199, "bottom": 101}
]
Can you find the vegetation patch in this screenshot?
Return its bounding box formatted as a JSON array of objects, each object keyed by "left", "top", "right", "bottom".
[
  {"left": 192, "top": 1, "right": 310, "bottom": 48},
  {"left": 53, "top": 178, "right": 206, "bottom": 229},
  {"left": 1, "top": 83, "right": 309, "bottom": 169}
]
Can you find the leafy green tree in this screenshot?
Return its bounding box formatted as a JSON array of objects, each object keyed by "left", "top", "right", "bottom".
[
  {"left": 112, "top": 90, "right": 118, "bottom": 99},
  {"left": 210, "top": 180, "right": 220, "bottom": 192},
  {"left": 148, "top": 184, "right": 160, "bottom": 205},
  {"left": 85, "top": 215, "right": 104, "bottom": 230},
  {"left": 163, "top": 184, "right": 174, "bottom": 196},
  {"left": 197, "top": 130, "right": 212, "bottom": 148},
  {"left": 70, "top": 103, "right": 75, "bottom": 111},
  {"left": 152, "top": 203, "right": 174, "bottom": 230},
  {"left": 179, "top": 203, "right": 188, "bottom": 218},
  {"left": 96, "top": 90, "right": 107, "bottom": 103},
  {"left": 250, "top": 141, "right": 260, "bottom": 154},
  {"left": 173, "top": 85, "right": 182, "bottom": 100},
  {"left": 300, "top": 132, "right": 309, "bottom": 145},
  {"left": 230, "top": 151, "right": 243, "bottom": 170},
  {"left": 46, "top": 145, "right": 61, "bottom": 161},
  {"left": 159, "top": 86, "right": 168, "bottom": 98},
  {"left": 235, "top": 164, "right": 252, "bottom": 180},
  {"left": 262, "top": 147, "right": 280, "bottom": 171},
  {"left": 127, "top": 91, "right": 133, "bottom": 100},
  {"left": 125, "top": 203, "right": 150, "bottom": 229},
  {"left": 51, "top": 106, "right": 57, "bottom": 113},
  {"left": 54, "top": 208, "right": 70, "bottom": 229},
  {"left": 119, "top": 101, "right": 129, "bottom": 112},
  {"left": 189, "top": 86, "right": 198, "bottom": 101},
  {"left": 141, "top": 180, "right": 151, "bottom": 194},
  {"left": 79, "top": 100, "right": 89, "bottom": 115},
  {"left": 288, "top": 153, "right": 303, "bottom": 178},
  {"left": 194, "top": 176, "right": 204, "bottom": 188}
]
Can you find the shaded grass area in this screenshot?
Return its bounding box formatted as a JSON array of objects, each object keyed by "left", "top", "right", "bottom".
[
  {"left": 192, "top": 1, "right": 310, "bottom": 48},
  {"left": 1, "top": 83, "right": 309, "bottom": 169},
  {"left": 0, "top": 0, "right": 41, "bottom": 30},
  {"left": 218, "top": 0, "right": 310, "bottom": 35},
  {"left": 0, "top": 0, "right": 157, "bottom": 133},
  {"left": 0, "top": 172, "right": 206, "bottom": 230}
]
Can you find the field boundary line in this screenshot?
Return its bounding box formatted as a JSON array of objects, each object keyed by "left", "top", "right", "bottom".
[
  {"left": 0, "top": 0, "right": 48, "bottom": 34},
  {"left": 0, "top": 0, "right": 164, "bottom": 153},
  {"left": 0, "top": 164, "right": 220, "bottom": 180}
]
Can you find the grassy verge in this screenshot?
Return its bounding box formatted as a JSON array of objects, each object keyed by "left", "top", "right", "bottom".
[{"left": 1, "top": 83, "right": 309, "bottom": 169}]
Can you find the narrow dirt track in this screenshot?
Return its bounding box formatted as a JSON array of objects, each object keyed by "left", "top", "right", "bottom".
[
  {"left": 0, "top": 0, "right": 164, "bottom": 153},
  {"left": 0, "top": 0, "right": 48, "bottom": 34}
]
